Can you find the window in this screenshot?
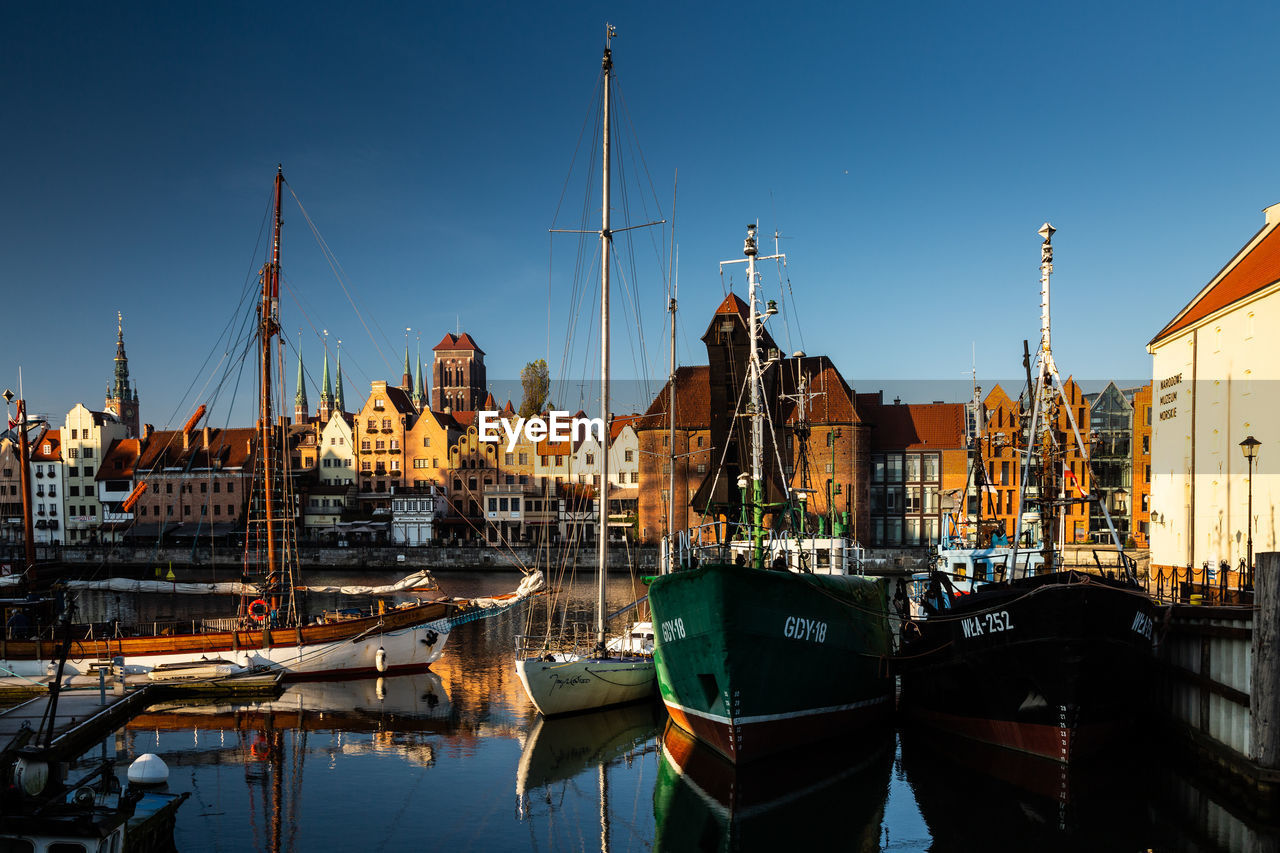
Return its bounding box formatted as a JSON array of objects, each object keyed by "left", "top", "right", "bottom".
[
  {"left": 48, "top": 486, "right": 55, "bottom": 497},
  {"left": 624, "top": 450, "right": 633, "bottom": 462},
  {"left": 68, "top": 448, "right": 78, "bottom": 459},
  {"left": 363, "top": 461, "right": 372, "bottom": 471},
  {"left": 871, "top": 456, "right": 885, "bottom": 483},
  {"left": 886, "top": 455, "right": 904, "bottom": 482},
  {"left": 362, "top": 441, "right": 371, "bottom": 451},
  {"left": 586, "top": 454, "right": 595, "bottom": 465},
  {"left": 922, "top": 454, "right": 939, "bottom": 481},
  {"left": 696, "top": 464, "right": 707, "bottom": 473},
  {"left": 200, "top": 483, "right": 207, "bottom": 493},
  {"left": 697, "top": 436, "right": 704, "bottom": 448},
  {"left": 631, "top": 472, "right": 638, "bottom": 484},
  {"left": 375, "top": 440, "right": 385, "bottom": 450},
  {"left": 83, "top": 447, "right": 93, "bottom": 459},
  {"left": 1000, "top": 461, "right": 1010, "bottom": 485},
  {"left": 511, "top": 498, "right": 520, "bottom": 512},
  {"left": 423, "top": 436, "right": 431, "bottom": 447},
  {"left": 488, "top": 498, "right": 497, "bottom": 512},
  {"left": 505, "top": 453, "right": 514, "bottom": 465},
  {"left": 367, "top": 419, "right": 376, "bottom": 430},
  {"left": 214, "top": 482, "right": 221, "bottom": 492},
  {"left": 71, "top": 429, "right": 78, "bottom": 439},
  {"left": 382, "top": 418, "right": 391, "bottom": 430},
  {"left": 70, "top": 485, "right": 79, "bottom": 497},
  {"left": 82, "top": 467, "right": 93, "bottom": 478},
  {"left": 390, "top": 440, "right": 400, "bottom": 450},
  {"left": 1142, "top": 435, "right": 1149, "bottom": 454},
  {"left": 183, "top": 505, "right": 191, "bottom": 516},
  {"left": 227, "top": 482, "right": 234, "bottom": 493},
  {"left": 518, "top": 453, "right": 528, "bottom": 465},
  {"left": 905, "top": 455, "right": 921, "bottom": 481},
  {"left": 499, "top": 498, "right": 508, "bottom": 511},
  {"left": 215, "top": 504, "right": 221, "bottom": 516},
  {"left": 375, "top": 399, "right": 385, "bottom": 410},
  {"left": 906, "top": 486, "right": 921, "bottom": 513},
  {"left": 825, "top": 463, "right": 834, "bottom": 473},
  {"left": 166, "top": 505, "right": 173, "bottom": 517}
]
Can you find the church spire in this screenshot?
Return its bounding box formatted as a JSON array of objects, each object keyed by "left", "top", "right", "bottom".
[
  {"left": 319, "top": 333, "right": 334, "bottom": 422},
  {"left": 334, "top": 340, "right": 346, "bottom": 413},
  {"left": 412, "top": 335, "right": 424, "bottom": 409},
  {"left": 294, "top": 333, "right": 308, "bottom": 423},
  {"left": 402, "top": 328, "right": 412, "bottom": 391}
]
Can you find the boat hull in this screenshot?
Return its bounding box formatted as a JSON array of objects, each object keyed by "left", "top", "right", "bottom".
[
  {"left": 647, "top": 563, "right": 894, "bottom": 764},
  {"left": 898, "top": 571, "right": 1155, "bottom": 763},
  {"left": 0, "top": 601, "right": 452, "bottom": 680},
  {"left": 515, "top": 654, "right": 656, "bottom": 716}
]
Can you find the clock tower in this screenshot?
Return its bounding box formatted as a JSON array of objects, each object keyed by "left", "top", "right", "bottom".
[{"left": 104, "top": 312, "right": 140, "bottom": 438}]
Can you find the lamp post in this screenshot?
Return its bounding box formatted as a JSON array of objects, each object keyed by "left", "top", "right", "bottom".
[{"left": 1241, "top": 435, "right": 1261, "bottom": 587}]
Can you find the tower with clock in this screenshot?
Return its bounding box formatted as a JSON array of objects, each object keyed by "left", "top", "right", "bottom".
[{"left": 104, "top": 311, "right": 140, "bottom": 438}]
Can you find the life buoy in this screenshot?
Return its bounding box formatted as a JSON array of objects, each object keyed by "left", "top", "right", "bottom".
[{"left": 248, "top": 600, "right": 270, "bottom": 623}]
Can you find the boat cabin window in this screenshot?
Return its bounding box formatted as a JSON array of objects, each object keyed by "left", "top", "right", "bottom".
[
  {"left": 816, "top": 549, "right": 830, "bottom": 568},
  {"left": 975, "top": 560, "right": 988, "bottom": 581},
  {"left": 953, "top": 559, "right": 968, "bottom": 580}
]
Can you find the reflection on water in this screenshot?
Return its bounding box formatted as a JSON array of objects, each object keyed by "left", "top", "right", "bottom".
[
  {"left": 76, "top": 571, "right": 1280, "bottom": 852},
  {"left": 654, "top": 720, "right": 893, "bottom": 852}
]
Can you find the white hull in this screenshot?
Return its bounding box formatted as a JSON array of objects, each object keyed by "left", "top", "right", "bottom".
[
  {"left": 2, "top": 622, "right": 448, "bottom": 680},
  {"left": 516, "top": 654, "right": 655, "bottom": 716}
]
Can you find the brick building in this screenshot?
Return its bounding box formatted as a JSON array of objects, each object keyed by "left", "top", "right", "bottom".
[
  {"left": 129, "top": 426, "right": 256, "bottom": 540},
  {"left": 431, "top": 333, "right": 486, "bottom": 413}
]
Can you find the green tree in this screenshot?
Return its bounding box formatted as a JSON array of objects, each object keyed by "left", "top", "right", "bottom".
[{"left": 519, "top": 359, "right": 550, "bottom": 418}]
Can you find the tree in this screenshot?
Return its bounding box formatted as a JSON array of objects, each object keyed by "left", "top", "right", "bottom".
[{"left": 519, "top": 359, "right": 550, "bottom": 418}]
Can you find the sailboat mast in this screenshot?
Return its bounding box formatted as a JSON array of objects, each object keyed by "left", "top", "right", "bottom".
[
  {"left": 597, "top": 28, "right": 614, "bottom": 651},
  {"left": 15, "top": 397, "right": 35, "bottom": 575},
  {"left": 260, "top": 166, "right": 284, "bottom": 606}
]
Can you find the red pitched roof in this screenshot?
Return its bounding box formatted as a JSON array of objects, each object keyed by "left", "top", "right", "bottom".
[
  {"left": 864, "top": 400, "right": 967, "bottom": 451},
  {"left": 30, "top": 429, "right": 61, "bottom": 462},
  {"left": 450, "top": 411, "right": 478, "bottom": 428},
  {"left": 483, "top": 392, "right": 497, "bottom": 410},
  {"left": 502, "top": 400, "right": 516, "bottom": 416},
  {"left": 98, "top": 438, "right": 142, "bottom": 479},
  {"left": 636, "top": 366, "right": 711, "bottom": 431},
  {"left": 1152, "top": 213, "right": 1280, "bottom": 345},
  {"left": 431, "top": 331, "right": 485, "bottom": 355},
  {"left": 714, "top": 292, "right": 750, "bottom": 318},
  {"left": 610, "top": 414, "right": 641, "bottom": 441}
]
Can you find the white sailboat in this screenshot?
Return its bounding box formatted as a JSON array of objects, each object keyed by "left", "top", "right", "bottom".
[{"left": 515, "top": 26, "right": 657, "bottom": 716}]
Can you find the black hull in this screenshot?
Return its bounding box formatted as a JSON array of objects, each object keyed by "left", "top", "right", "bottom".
[{"left": 898, "top": 571, "right": 1155, "bottom": 762}]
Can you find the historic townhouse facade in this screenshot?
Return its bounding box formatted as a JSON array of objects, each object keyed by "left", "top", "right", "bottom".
[
  {"left": 62, "top": 405, "right": 128, "bottom": 543},
  {"left": 0, "top": 439, "right": 21, "bottom": 546},
  {"left": 29, "top": 429, "right": 64, "bottom": 545},
  {"left": 971, "top": 380, "right": 1092, "bottom": 547},
  {"left": 354, "top": 381, "right": 414, "bottom": 511}
]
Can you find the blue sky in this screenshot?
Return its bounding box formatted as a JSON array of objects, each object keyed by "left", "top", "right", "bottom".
[{"left": 2, "top": 2, "right": 1276, "bottom": 428}]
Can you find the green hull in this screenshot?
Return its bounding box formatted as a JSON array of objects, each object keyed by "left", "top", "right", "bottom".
[{"left": 648, "top": 563, "right": 893, "bottom": 763}]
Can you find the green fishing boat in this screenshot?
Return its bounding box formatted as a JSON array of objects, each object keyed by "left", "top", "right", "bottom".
[{"left": 646, "top": 225, "right": 893, "bottom": 764}]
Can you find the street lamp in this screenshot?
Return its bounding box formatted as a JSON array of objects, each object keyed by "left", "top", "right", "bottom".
[{"left": 1240, "top": 435, "right": 1261, "bottom": 587}]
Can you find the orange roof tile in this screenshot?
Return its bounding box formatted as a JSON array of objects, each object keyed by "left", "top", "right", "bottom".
[
  {"left": 636, "top": 366, "right": 711, "bottom": 431},
  {"left": 30, "top": 429, "right": 61, "bottom": 462},
  {"left": 431, "top": 333, "right": 459, "bottom": 351},
  {"left": 98, "top": 438, "right": 142, "bottom": 479},
  {"left": 864, "top": 401, "right": 967, "bottom": 451},
  {"left": 1152, "top": 216, "right": 1280, "bottom": 345}
]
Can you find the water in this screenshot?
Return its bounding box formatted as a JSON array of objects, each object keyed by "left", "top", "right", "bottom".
[{"left": 55, "top": 571, "right": 1280, "bottom": 851}]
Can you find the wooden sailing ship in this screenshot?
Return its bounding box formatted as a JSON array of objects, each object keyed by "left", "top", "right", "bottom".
[{"left": 0, "top": 167, "right": 457, "bottom": 680}]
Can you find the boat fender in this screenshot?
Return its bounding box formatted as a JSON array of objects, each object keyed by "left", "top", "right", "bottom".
[
  {"left": 376, "top": 647, "right": 387, "bottom": 672},
  {"left": 128, "top": 754, "right": 169, "bottom": 785},
  {"left": 248, "top": 599, "right": 270, "bottom": 623},
  {"left": 376, "top": 677, "right": 386, "bottom": 699}
]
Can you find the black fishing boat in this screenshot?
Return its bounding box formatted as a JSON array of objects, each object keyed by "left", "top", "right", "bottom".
[{"left": 896, "top": 224, "right": 1156, "bottom": 763}]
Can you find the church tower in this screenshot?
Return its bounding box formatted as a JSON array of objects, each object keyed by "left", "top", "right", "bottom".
[
  {"left": 104, "top": 311, "right": 140, "bottom": 437},
  {"left": 294, "top": 336, "right": 309, "bottom": 423},
  {"left": 431, "top": 332, "right": 487, "bottom": 412}
]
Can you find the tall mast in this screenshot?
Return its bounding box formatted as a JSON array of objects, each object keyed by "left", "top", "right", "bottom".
[
  {"left": 597, "top": 25, "right": 615, "bottom": 651},
  {"left": 260, "top": 165, "right": 284, "bottom": 606},
  {"left": 666, "top": 271, "right": 677, "bottom": 573},
  {"left": 1036, "top": 222, "right": 1058, "bottom": 570}
]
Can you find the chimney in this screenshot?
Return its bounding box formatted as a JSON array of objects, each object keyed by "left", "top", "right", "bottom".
[
  {"left": 182, "top": 430, "right": 190, "bottom": 451},
  {"left": 894, "top": 396, "right": 901, "bottom": 406},
  {"left": 202, "top": 426, "right": 211, "bottom": 449}
]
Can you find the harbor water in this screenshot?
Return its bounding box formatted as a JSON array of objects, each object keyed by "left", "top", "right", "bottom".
[{"left": 52, "top": 571, "right": 1280, "bottom": 851}]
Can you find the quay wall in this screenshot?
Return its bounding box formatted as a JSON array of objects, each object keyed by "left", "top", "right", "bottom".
[{"left": 1154, "top": 550, "right": 1280, "bottom": 820}]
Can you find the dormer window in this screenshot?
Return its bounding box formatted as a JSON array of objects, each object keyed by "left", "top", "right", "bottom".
[
  {"left": 374, "top": 399, "right": 385, "bottom": 410},
  {"left": 42, "top": 444, "right": 50, "bottom": 453}
]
